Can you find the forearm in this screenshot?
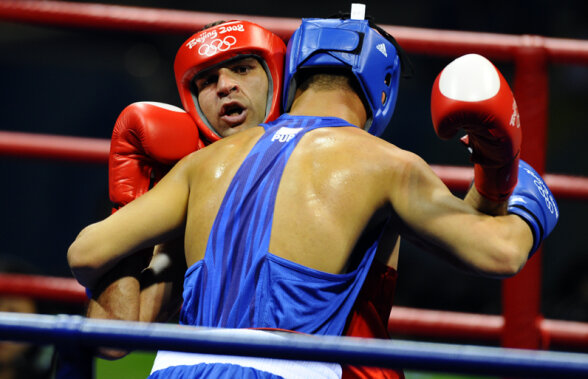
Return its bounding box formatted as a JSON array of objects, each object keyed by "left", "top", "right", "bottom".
[
  {"left": 87, "top": 276, "right": 141, "bottom": 321},
  {"left": 85, "top": 250, "right": 151, "bottom": 319},
  {"left": 392, "top": 154, "right": 532, "bottom": 276},
  {"left": 68, "top": 221, "right": 137, "bottom": 290},
  {"left": 139, "top": 276, "right": 182, "bottom": 323},
  {"left": 68, "top": 171, "right": 189, "bottom": 291},
  {"left": 86, "top": 277, "right": 140, "bottom": 360},
  {"left": 139, "top": 239, "right": 186, "bottom": 322},
  {"left": 85, "top": 251, "right": 150, "bottom": 360},
  {"left": 84, "top": 244, "right": 184, "bottom": 360},
  {"left": 402, "top": 212, "right": 532, "bottom": 278}
]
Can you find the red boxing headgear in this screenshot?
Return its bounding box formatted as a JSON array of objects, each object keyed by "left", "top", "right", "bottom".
[{"left": 174, "top": 20, "right": 286, "bottom": 143}]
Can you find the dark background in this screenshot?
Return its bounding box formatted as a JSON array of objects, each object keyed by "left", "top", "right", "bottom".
[{"left": 0, "top": 1, "right": 587, "bottom": 324}]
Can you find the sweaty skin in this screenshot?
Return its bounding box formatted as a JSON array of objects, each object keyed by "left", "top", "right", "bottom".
[
  {"left": 85, "top": 55, "right": 271, "bottom": 359},
  {"left": 70, "top": 76, "right": 533, "bottom": 364},
  {"left": 69, "top": 84, "right": 533, "bottom": 293}
]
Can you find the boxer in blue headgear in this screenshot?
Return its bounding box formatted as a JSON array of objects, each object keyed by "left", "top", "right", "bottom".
[
  {"left": 283, "top": 16, "right": 406, "bottom": 137},
  {"left": 69, "top": 6, "right": 556, "bottom": 379}
]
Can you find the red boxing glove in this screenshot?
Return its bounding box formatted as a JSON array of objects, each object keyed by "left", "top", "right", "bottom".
[
  {"left": 431, "top": 54, "right": 521, "bottom": 201},
  {"left": 109, "top": 102, "right": 205, "bottom": 210}
]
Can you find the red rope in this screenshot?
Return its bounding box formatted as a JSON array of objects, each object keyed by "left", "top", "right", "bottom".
[
  {"left": 388, "top": 307, "right": 588, "bottom": 350},
  {"left": 0, "top": 131, "right": 587, "bottom": 198},
  {"left": 0, "top": 273, "right": 87, "bottom": 303},
  {"left": 0, "top": 0, "right": 300, "bottom": 40},
  {"left": 1, "top": 1, "right": 588, "bottom": 63},
  {"left": 0, "top": 131, "right": 109, "bottom": 163},
  {"left": 1, "top": 273, "right": 586, "bottom": 349}
]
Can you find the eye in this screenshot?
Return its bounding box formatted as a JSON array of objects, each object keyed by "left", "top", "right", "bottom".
[
  {"left": 232, "top": 64, "right": 252, "bottom": 74},
  {"left": 195, "top": 74, "right": 218, "bottom": 91}
]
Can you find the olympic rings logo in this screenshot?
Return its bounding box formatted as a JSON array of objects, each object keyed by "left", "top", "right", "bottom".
[{"left": 198, "top": 36, "right": 237, "bottom": 56}]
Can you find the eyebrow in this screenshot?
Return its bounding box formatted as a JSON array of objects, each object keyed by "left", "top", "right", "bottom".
[{"left": 228, "top": 57, "right": 258, "bottom": 66}]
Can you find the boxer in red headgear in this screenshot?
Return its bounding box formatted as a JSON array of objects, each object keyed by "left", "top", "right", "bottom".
[
  {"left": 175, "top": 20, "right": 286, "bottom": 143},
  {"left": 85, "top": 21, "right": 286, "bottom": 360},
  {"left": 109, "top": 21, "right": 287, "bottom": 210}
]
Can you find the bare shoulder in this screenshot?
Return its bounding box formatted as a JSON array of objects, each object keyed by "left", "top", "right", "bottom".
[
  {"left": 178, "top": 126, "right": 265, "bottom": 181},
  {"left": 338, "top": 127, "right": 430, "bottom": 177},
  {"left": 297, "top": 126, "right": 437, "bottom": 203}
]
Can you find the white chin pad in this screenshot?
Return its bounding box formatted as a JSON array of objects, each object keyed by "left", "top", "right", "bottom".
[{"left": 439, "top": 54, "right": 500, "bottom": 102}]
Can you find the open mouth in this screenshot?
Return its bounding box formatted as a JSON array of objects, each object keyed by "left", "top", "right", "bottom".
[
  {"left": 222, "top": 104, "right": 244, "bottom": 117},
  {"left": 220, "top": 102, "right": 247, "bottom": 126}
]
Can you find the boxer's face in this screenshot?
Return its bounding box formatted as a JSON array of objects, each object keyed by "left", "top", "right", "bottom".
[{"left": 195, "top": 57, "right": 269, "bottom": 138}]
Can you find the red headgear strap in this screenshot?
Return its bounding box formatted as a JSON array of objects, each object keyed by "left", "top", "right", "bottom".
[{"left": 174, "top": 21, "right": 286, "bottom": 143}]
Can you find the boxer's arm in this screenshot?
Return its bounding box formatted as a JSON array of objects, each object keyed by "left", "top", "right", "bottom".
[
  {"left": 86, "top": 244, "right": 185, "bottom": 320},
  {"left": 385, "top": 149, "right": 533, "bottom": 277},
  {"left": 86, "top": 240, "right": 185, "bottom": 360},
  {"left": 85, "top": 250, "right": 150, "bottom": 359},
  {"left": 86, "top": 242, "right": 185, "bottom": 325},
  {"left": 68, "top": 152, "right": 194, "bottom": 291},
  {"left": 139, "top": 237, "right": 186, "bottom": 323},
  {"left": 86, "top": 101, "right": 201, "bottom": 341}
]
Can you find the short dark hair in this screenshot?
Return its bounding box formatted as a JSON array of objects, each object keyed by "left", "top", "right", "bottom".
[
  {"left": 201, "top": 20, "right": 226, "bottom": 31},
  {"left": 297, "top": 68, "right": 367, "bottom": 112}
]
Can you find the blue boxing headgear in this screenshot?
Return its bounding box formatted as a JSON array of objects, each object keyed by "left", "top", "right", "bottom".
[{"left": 283, "top": 18, "right": 401, "bottom": 137}]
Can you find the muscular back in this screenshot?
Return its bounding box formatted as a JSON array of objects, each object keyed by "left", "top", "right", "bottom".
[
  {"left": 183, "top": 123, "right": 402, "bottom": 274},
  {"left": 68, "top": 74, "right": 532, "bottom": 316}
]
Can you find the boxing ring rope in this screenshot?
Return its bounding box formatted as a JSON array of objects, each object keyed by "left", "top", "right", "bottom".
[
  {"left": 1, "top": 0, "right": 587, "bottom": 366},
  {"left": 0, "top": 130, "right": 110, "bottom": 164},
  {"left": 0, "top": 273, "right": 88, "bottom": 304},
  {"left": 2, "top": 130, "right": 587, "bottom": 200},
  {"left": 1, "top": 272, "right": 587, "bottom": 351},
  {"left": 1, "top": 312, "right": 588, "bottom": 378},
  {"left": 1, "top": 1, "right": 588, "bottom": 63}
]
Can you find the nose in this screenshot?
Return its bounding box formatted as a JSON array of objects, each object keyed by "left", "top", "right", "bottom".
[{"left": 216, "top": 68, "right": 239, "bottom": 97}]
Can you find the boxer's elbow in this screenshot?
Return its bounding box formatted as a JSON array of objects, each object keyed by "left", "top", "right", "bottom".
[
  {"left": 488, "top": 217, "right": 533, "bottom": 277},
  {"left": 463, "top": 215, "right": 530, "bottom": 278},
  {"left": 68, "top": 225, "right": 94, "bottom": 268},
  {"left": 68, "top": 224, "right": 107, "bottom": 288},
  {"left": 495, "top": 242, "right": 527, "bottom": 276},
  {"left": 478, "top": 238, "right": 527, "bottom": 278}
]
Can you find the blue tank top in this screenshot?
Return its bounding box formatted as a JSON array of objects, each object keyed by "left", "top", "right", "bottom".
[{"left": 180, "top": 115, "right": 382, "bottom": 336}]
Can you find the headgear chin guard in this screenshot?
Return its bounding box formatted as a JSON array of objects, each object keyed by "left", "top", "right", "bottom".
[
  {"left": 174, "top": 21, "right": 286, "bottom": 143},
  {"left": 283, "top": 18, "right": 401, "bottom": 137}
]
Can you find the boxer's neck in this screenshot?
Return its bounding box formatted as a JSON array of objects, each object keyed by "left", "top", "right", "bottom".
[{"left": 288, "top": 86, "right": 367, "bottom": 129}]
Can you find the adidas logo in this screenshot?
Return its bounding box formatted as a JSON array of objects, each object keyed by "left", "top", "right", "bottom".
[{"left": 376, "top": 43, "right": 387, "bottom": 57}]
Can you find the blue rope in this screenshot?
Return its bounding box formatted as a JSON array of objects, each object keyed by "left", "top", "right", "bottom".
[{"left": 1, "top": 312, "right": 587, "bottom": 378}]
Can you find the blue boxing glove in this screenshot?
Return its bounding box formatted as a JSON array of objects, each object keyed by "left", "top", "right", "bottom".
[{"left": 507, "top": 160, "right": 559, "bottom": 257}]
